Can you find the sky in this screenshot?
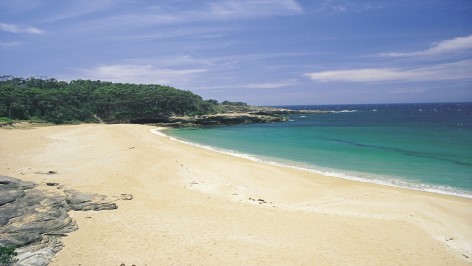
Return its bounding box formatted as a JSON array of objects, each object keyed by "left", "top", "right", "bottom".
[{"left": 0, "top": 0, "right": 471, "bottom": 105}]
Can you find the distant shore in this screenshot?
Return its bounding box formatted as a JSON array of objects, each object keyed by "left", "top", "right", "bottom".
[{"left": 1, "top": 124, "right": 471, "bottom": 265}]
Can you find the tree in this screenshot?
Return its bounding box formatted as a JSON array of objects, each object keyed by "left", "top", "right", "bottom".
[{"left": 0, "top": 76, "right": 222, "bottom": 124}]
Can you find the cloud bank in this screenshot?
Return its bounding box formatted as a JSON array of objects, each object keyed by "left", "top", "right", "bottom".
[
  {"left": 0, "top": 22, "right": 43, "bottom": 34},
  {"left": 380, "top": 35, "right": 472, "bottom": 57},
  {"left": 208, "top": 0, "right": 303, "bottom": 18},
  {"left": 76, "top": 64, "right": 207, "bottom": 85},
  {"left": 305, "top": 60, "right": 472, "bottom": 82}
]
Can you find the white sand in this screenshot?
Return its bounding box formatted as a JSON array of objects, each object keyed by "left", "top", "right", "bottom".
[{"left": 1, "top": 124, "right": 471, "bottom": 265}]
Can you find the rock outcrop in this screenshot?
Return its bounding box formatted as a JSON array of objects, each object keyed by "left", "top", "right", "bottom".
[
  {"left": 142, "top": 112, "right": 287, "bottom": 127},
  {"left": 248, "top": 108, "right": 333, "bottom": 115},
  {"left": 130, "top": 106, "right": 332, "bottom": 127},
  {"left": 175, "top": 113, "right": 287, "bottom": 126},
  {"left": 64, "top": 189, "right": 117, "bottom": 211},
  {"left": 0, "top": 176, "right": 123, "bottom": 266}
]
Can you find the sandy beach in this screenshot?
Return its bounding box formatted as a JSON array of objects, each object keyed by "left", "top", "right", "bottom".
[{"left": 0, "top": 124, "right": 471, "bottom": 265}]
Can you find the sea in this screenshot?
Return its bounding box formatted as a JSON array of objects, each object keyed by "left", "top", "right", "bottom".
[{"left": 165, "top": 102, "right": 472, "bottom": 198}]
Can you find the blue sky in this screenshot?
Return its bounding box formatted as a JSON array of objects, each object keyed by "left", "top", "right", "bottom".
[{"left": 1, "top": 0, "right": 471, "bottom": 105}]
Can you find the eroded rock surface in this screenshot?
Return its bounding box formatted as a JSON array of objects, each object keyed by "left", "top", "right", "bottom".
[
  {"left": 0, "top": 176, "right": 121, "bottom": 266},
  {"left": 64, "top": 189, "right": 117, "bottom": 211}
]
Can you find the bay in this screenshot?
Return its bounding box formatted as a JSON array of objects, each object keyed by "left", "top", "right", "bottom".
[{"left": 166, "top": 102, "right": 472, "bottom": 198}]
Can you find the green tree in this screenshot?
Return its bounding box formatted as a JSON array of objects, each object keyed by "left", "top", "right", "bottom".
[{"left": 0, "top": 76, "right": 223, "bottom": 124}]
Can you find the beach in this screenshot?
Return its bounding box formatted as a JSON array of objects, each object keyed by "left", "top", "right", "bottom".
[{"left": 1, "top": 124, "right": 471, "bottom": 265}]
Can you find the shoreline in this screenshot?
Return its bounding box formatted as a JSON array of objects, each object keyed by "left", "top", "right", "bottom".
[
  {"left": 155, "top": 125, "right": 472, "bottom": 260},
  {"left": 155, "top": 127, "right": 472, "bottom": 200},
  {"left": 1, "top": 124, "right": 471, "bottom": 265}
]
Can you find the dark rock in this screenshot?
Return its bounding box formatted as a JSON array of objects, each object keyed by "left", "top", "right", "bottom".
[
  {"left": 0, "top": 176, "right": 118, "bottom": 266},
  {"left": 119, "top": 194, "right": 133, "bottom": 201},
  {"left": 129, "top": 117, "right": 169, "bottom": 124},
  {"left": 46, "top": 182, "right": 60, "bottom": 187},
  {"left": 64, "top": 190, "right": 117, "bottom": 211},
  {"left": 0, "top": 187, "right": 25, "bottom": 207},
  {"left": 142, "top": 111, "right": 289, "bottom": 127},
  {"left": 0, "top": 178, "right": 34, "bottom": 208},
  {"left": 34, "top": 171, "right": 57, "bottom": 175},
  {"left": 139, "top": 105, "right": 334, "bottom": 128},
  {"left": 249, "top": 109, "right": 333, "bottom": 115},
  {"left": 197, "top": 113, "right": 286, "bottom": 125}
]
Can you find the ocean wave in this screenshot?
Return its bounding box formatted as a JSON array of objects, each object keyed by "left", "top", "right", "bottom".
[
  {"left": 334, "top": 110, "right": 358, "bottom": 113},
  {"left": 151, "top": 128, "right": 472, "bottom": 199}
]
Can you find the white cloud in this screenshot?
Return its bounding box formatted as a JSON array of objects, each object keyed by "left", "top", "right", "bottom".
[
  {"left": 124, "top": 52, "right": 315, "bottom": 72},
  {"left": 190, "top": 81, "right": 294, "bottom": 91},
  {"left": 239, "top": 81, "right": 295, "bottom": 89},
  {"left": 208, "top": 0, "right": 303, "bottom": 18},
  {"left": 380, "top": 35, "right": 472, "bottom": 57},
  {"left": 77, "top": 64, "right": 207, "bottom": 85},
  {"left": 0, "top": 22, "right": 43, "bottom": 34},
  {"left": 0, "top": 41, "right": 22, "bottom": 47},
  {"left": 305, "top": 60, "right": 472, "bottom": 82},
  {"left": 42, "top": 0, "right": 116, "bottom": 22},
  {"left": 89, "top": 0, "right": 302, "bottom": 31},
  {"left": 314, "top": 1, "right": 381, "bottom": 13}
]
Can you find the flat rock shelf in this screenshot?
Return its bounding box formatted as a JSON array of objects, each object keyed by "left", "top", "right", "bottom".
[{"left": 0, "top": 176, "right": 131, "bottom": 266}]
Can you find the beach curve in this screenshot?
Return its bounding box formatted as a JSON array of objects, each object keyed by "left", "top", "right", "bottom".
[{"left": 0, "top": 124, "right": 471, "bottom": 265}]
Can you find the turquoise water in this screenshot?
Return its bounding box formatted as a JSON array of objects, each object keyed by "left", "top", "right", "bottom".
[{"left": 165, "top": 103, "right": 472, "bottom": 198}]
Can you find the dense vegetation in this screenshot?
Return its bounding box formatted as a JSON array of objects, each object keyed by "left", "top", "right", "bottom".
[
  {"left": 0, "top": 76, "right": 224, "bottom": 124},
  {"left": 0, "top": 245, "right": 17, "bottom": 265}
]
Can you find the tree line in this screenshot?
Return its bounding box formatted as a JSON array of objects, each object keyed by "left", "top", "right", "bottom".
[{"left": 0, "top": 76, "right": 229, "bottom": 124}]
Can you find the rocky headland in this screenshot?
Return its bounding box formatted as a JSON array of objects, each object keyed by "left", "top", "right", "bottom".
[{"left": 130, "top": 106, "right": 333, "bottom": 127}]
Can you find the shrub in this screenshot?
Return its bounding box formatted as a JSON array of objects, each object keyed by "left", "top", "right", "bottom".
[
  {"left": 0, "top": 117, "right": 12, "bottom": 125},
  {"left": 0, "top": 245, "right": 18, "bottom": 265}
]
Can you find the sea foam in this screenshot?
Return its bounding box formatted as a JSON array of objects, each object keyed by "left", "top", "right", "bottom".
[{"left": 151, "top": 128, "right": 472, "bottom": 199}]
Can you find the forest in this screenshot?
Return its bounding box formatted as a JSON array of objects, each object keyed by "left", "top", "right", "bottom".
[{"left": 0, "top": 76, "right": 227, "bottom": 124}]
